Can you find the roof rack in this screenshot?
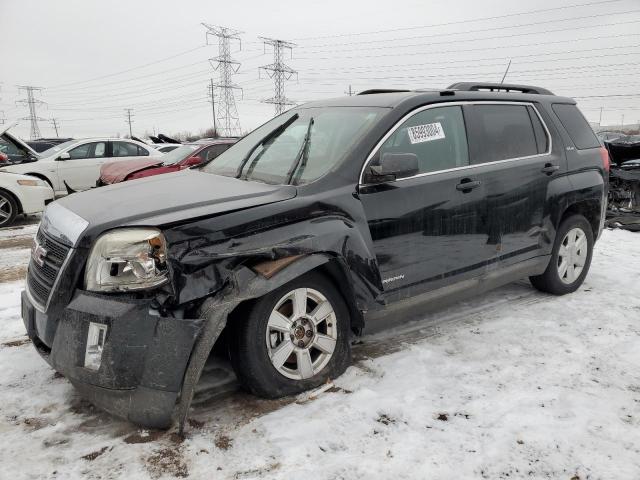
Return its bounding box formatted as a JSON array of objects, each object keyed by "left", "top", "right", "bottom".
[
  {"left": 447, "top": 82, "right": 554, "bottom": 95},
  {"left": 357, "top": 89, "right": 411, "bottom": 95}
]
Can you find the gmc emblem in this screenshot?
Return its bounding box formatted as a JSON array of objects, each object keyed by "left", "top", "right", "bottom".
[{"left": 31, "top": 241, "right": 48, "bottom": 267}]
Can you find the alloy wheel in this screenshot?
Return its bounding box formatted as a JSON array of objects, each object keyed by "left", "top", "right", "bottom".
[
  {"left": 265, "top": 287, "right": 337, "bottom": 380},
  {"left": 0, "top": 194, "right": 13, "bottom": 226}
]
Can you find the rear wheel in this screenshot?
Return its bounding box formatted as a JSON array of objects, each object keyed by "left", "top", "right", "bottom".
[
  {"left": 530, "top": 214, "right": 594, "bottom": 295},
  {"left": 229, "top": 272, "right": 351, "bottom": 398},
  {"left": 0, "top": 190, "right": 18, "bottom": 228}
]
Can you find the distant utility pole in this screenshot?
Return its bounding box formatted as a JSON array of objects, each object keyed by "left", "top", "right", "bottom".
[
  {"left": 16, "top": 86, "right": 46, "bottom": 140},
  {"left": 50, "top": 118, "right": 60, "bottom": 137},
  {"left": 259, "top": 37, "right": 297, "bottom": 116},
  {"left": 621, "top": 114, "right": 625, "bottom": 127},
  {"left": 599, "top": 107, "right": 604, "bottom": 126},
  {"left": 345, "top": 85, "right": 355, "bottom": 96},
  {"left": 500, "top": 60, "right": 512, "bottom": 84},
  {"left": 208, "top": 78, "right": 217, "bottom": 136},
  {"left": 202, "top": 23, "right": 243, "bottom": 137},
  {"left": 124, "top": 108, "right": 134, "bottom": 137},
  {"left": 0, "top": 111, "right": 5, "bottom": 126}
]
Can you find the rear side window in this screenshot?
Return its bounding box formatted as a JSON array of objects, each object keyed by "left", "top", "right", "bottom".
[
  {"left": 112, "top": 141, "right": 140, "bottom": 157},
  {"left": 551, "top": 104, "right": 599, "bottom": 150},
  {"left": 466, "top": 104, "right": 540, "bottom": 164},
  {"left": 378, "top": 105, "right": 469, "bottom": 174}
]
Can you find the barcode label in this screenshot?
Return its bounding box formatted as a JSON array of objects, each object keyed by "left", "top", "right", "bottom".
[{"left": 407, "top": 122, "right": 445, "bottom": 144}]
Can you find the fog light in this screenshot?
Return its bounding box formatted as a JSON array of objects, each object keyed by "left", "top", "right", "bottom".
[{"left": 85, "top": 322, "right": 108, "bottom": 371}]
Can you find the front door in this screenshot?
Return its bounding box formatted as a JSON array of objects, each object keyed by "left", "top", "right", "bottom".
[
  {"left": 56, "top": 141, "right": 108, "bottom": 193},
  {"left": 359, "top": 104, "right": 491, "bottom": 301}
]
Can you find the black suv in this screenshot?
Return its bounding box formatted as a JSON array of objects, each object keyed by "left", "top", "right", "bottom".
[{"left": 21, "top": 83, "right": 608, "bottom": 430}]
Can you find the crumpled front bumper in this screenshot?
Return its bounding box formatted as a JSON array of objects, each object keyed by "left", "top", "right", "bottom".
[{"left": 22, "top": 289, "right": 203, "bottom": 429}]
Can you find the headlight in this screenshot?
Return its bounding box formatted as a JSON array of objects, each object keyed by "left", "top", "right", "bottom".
[
  {"left": 17, "top": 179, "right": 42, "bottom": 186},
  {"left": 84, "top": 228, "right": 168, "bottom": 292}
]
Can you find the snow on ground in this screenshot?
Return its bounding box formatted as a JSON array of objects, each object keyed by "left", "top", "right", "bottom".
[{"left": 0, "top": 228, "right": 639, "bottom": 479}]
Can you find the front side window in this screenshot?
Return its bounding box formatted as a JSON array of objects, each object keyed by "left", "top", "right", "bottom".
[
  {"left": 466, "top": 104, "right": 540, "bottom": 164},
  {"left": 202, "top": 144, "right": 231, "bottom": 161},
  {"left": 203, "top": 107, "right": 384, "bottom": 185},
  {"left": 376, "top": 105, "right": 469, "bottom": 174},
  {"left": 112, "top": 141, "right": 140, "bottom": 157},
  {"left": 68, "top": 142, "right": 106, "bottom": 159}
]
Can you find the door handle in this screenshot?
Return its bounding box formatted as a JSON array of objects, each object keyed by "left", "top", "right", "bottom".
[
  {"left": 456, "top": 179, "right": 481, "bottom": 192},
  {"left": 541, "top": 163, "right": 560, "bottom": 175}
]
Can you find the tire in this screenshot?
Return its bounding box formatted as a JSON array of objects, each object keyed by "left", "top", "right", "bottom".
[
  {"left": 229, "top": 272, "right": 352, "bottom": 398},
  {"left": 530, "top": 214, "right": 594, "bottom": 295},
  {"left": 0, "top": 190, "right": 18, "bottom": 228}
]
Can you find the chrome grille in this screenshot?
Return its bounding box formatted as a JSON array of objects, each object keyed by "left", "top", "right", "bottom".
[{"left": 27, "top": 229, "right": 71, "bottom": 307}]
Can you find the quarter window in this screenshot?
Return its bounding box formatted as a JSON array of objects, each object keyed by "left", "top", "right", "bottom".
[
  {"left": 376, "top": 105, "right": 469, "bottom": 175},
  {"left": 466, "top": 104, "right": 540, "bottom": 164},
  {"left": 551, "top": 104, "right": 600, "bottom": 150}
]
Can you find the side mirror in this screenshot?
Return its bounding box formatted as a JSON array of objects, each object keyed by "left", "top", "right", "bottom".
[
  {"left": 58, "top": 152, "right": 71, "bottom": 161},
  {"left": 366, "top": 152, "right": 419, "bottom": 183},
  {"left": 184, "top": 155, "right": 203, "bottom": 167}
]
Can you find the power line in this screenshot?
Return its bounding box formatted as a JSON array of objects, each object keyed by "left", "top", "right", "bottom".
[
  {"left": 298, "top": 16, "right": 640, "bottom": 54},
  {"left": 202, "top": 23, "right": 243, "bottom": 136},
  {"left": 47, "top": 45, "right": 207, "bottom": 90},
  {"left": 16, "top": 86, "right": 46, "bottom": 140},
  {"left": 259, "top": 37, "right": 298, "bottom": 115},
  {"left": 292, "top": 0, "right": 627, "bottom": 40}
]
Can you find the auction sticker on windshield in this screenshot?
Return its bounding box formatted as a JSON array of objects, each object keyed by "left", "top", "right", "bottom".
[{"left": 407, "top": 122, "right": 445, "bottom": 144}]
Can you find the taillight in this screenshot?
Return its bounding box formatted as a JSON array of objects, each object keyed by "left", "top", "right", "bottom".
[{"left": 599, "top": 146, "right": 610, "bottom": 173}]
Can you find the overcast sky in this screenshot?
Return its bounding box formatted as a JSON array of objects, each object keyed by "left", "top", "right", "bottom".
[{"left": 1, "top": 0, "right": 639, "bottom": 140}]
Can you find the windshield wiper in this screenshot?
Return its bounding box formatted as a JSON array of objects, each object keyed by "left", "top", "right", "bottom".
[
  {"left": 286, "top": 117, "right": 314, "bottom": 185},
  {"left": 235, "top": 113, "right": 299, "bottom": 179}
]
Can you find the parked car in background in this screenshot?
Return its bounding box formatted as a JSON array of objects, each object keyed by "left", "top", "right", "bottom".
[
  {"left": 98, "top": 138, "right": 237, "bottom": 185},
  {"left": 0, "top": 124, "right": 40, "bottom": 164},
  {"left": 21, "top": 83, "right": 607, "bottom": 430},
  {"left": 0, "top": 137, "right": 160, "bottom": 197},
  {"left": 156, "top": 144, "right": 181, "bottom": 154},
  {"left": 27, "top": 138, "right": 74, "bottom": 153},
  {"left": 0, "top": 172, "right": 54, "bottom": 227}
]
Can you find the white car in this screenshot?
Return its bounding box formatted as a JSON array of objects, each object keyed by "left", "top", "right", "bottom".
[
  {"left": 0, "top": 126, "right": 161, "bottom": 197},
  {"left": 0, "top": 172, "right": 54, "bottom": 227}
]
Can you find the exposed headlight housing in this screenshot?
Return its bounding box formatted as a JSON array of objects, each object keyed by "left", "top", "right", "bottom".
[{"left": 84, "top": 228, "right": 168, "bottom": 292}]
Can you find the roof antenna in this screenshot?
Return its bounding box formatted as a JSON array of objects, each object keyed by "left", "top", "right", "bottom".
[{"left": 500, "top": 60, "right": 512, "bottom": 85}]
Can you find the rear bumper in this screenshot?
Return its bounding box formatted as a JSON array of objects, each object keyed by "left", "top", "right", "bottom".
[{"left": 22, "top": 289, "right": 203, "bottom": 428}]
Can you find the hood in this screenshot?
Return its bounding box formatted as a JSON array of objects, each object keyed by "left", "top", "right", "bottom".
[
  {"left": 100, "top": 158, "right": 164, "bottom": 184},
  {"left": 55, "top": 169, "right": 297, "bottom": 242},
  {"left": 0, "top": 123, "right": 40, "bottom": 158}
]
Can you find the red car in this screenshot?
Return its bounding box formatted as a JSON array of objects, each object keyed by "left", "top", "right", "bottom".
[{"left": 98, "top": 138, "right": 237, "bottom": 185}]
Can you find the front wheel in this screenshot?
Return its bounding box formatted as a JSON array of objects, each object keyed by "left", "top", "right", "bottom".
[
  {"left": 229, "top": 272, "right": 351, "bottom": 398},
  {"left": 530, "top": 214, "right": 594, "bottom": 295},
  {"left": 0, "top": 190, "right": 18, "bottom": 228}
]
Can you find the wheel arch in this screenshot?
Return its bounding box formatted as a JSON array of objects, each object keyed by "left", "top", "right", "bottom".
[
  {"left": 559, "top": 199, "right": 602, "bottom": 238},
  {"left": 173, "top": 252, "right": 363, "bottom": 432},
  {"left": 25, "top": 172, "right": 54, "bottom": 190}
]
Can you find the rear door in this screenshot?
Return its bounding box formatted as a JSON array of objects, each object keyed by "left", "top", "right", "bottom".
[
  {"left": 359, "top": 104, "right": 492, "bottom": 300},
  {"left": 57, "top": 141, "right": 108, "bottom": 192},
  {"left": 463, "top": 102, "right": 563, "bottom": 265},
  {"left": 109, "top": 141, "right": 152, "bottom": 165}
]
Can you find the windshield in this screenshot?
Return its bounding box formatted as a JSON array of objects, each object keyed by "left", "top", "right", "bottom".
[
  {"left": 161, "top": 145, "right": 199, "bottom": 165},
  {"left": 40, "top": 139, "right": 78, "bottom": 157},
  {"left": 203, "top": 107, "right": 384, "bottom": 185}
]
